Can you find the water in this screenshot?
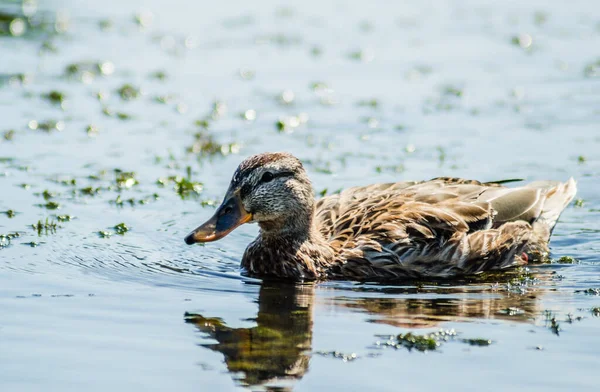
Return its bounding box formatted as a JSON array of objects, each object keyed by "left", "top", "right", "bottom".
[{"left": 1, "top": 0, "right": 599, "bottom": 390}]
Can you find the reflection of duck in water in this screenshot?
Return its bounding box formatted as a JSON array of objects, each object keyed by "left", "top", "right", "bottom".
[
  {"left": 335, "top": 272, "right": 547, "bottom": 329},
  {"left": 186, "top": 275, "right": 545, "bottom": 388},
  {"left": 185, "top": 283, "right": 314, "bottom": 389},
  {"left": 185, "top": 152, "right": 576, "bottom": 281}
]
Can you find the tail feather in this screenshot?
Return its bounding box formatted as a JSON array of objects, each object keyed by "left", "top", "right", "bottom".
[{"left": 532, "top": 177, "right": 577, "bottom": 239}]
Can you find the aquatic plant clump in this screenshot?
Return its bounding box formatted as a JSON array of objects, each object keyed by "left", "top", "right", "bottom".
[
  {"left": 375, "top": 329, "right": 493, "bottom": 353},
  {"left": 543, "top": 310, "right": 561, "bottom": 336},
  {"left": 114, "top": 222, "right": 129, "bottom": 235},
  {"left": 0, "top": 232, "right": 20, "bottom": 249},
  {"left": 556, "top": 256, "right": 578, "bottom": 264},
  {"left": 575, "top": 288, "right": 600, "bottom": 296},
  {"left": 396, "top": 332, "right": 441, "bottom": 351},
  {"left": 32, "top": 219, "right": 58, "bottom": 236},
  {"left": 98, "top": 230, "right": 112, "bottom": 238},
  {"left": 98, "top": 223, "right": 130, "bottom": 238},
  {"left": 1, "top": 209, "right": 16, "bottom": 218},
  {"left": 114, "top": 170, "right": 138, "bottom": 189},
  {"left": 156, "top": 174, "right": 203, "bottom": 199},
  {"left": 186, "top": 131, "right": 240, "bottom": 158}
]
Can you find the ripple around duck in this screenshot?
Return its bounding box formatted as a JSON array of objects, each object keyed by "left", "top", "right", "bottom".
[{"left": 42, "top": 237, "right": 251, "bottom": 293}]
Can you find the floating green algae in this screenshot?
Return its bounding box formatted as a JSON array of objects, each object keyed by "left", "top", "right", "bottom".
[
  {"left": 42, "top": 90, "right": 66, "bottom": 106},
  {"left": 375, "top": 329, "right": 494, "bottom": 352},
  {"left": 114, "top": 170, "right": 138, "bottom": 189},
  {"left": 3, "top": 129, "right": 15, "bottom": 140},
  {"left": 37, "top": 201, "right": 60, "bottom": 210},
  {"left": 543, "top": 310, "right": 561, "bottom": 336},
  {"left": 357, "top": 98, "right": 379, "bottom": 108},
  {"left": 156, "top": 167, "right": 204, "bottom": 200},
  {"left": 0, "top": 2, "right": 57, "bottom": 38},
  {"left": 117, "top": 83, "right": 140, "bottom": 100},
  {"left": 0, "top": 232, "right": 21, "bottom": 249},
  {"left": 32, "top": 218, "right": 58, "bottom": 236},
  {"left": 556, "top": 256, "right": 579, "bottom": 264},
  {"left": 28, "top": 120, "right": 65, "bottom": 132},
  {"left": 583, "top": 59, "right": 600, "bottom": 78},
  {"left": 1, "top": 209, "right": 16, "bottom": 218},
  {"left": 149, "top": 70, "right": 167, "bottom": 80},
  {"left": 461, "top": 338, "right": 492, "bottom": 347},
  {"left": 575, "top": 288, "right": 600, "bottom": 296},
  {"left": 79, "top": 186, "right": 101, "bottom": 196},
  {"left": 86, "top": 125, "right": 99, "bottom": 137},
  {"left": 113, "top": 222, "right": 129, "bottom": 235},
  {"left": 396, "top": 332, "right": 440, "bottom": 351},
  {"left": 110, "top": 193, "right": 158, "bottom": 207},
  {"left": 187, "top": 131, "right": 239, "bottom": 158},
  {"left": 40, "top": 190, "right": 57, "bottom": 200},
  {"left": 97, "top": 223, "right": 130, "bottom": 238},
  {"left": 64, "top": 61, "right": 114, "bottom": 81},
  {"left": 97, "top": 230, "right": 111, "bottom": 238}
]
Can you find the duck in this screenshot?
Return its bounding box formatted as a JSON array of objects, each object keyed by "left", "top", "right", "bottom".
[{"left": 184, "top": 152, "right": 577, "bottom": 281}]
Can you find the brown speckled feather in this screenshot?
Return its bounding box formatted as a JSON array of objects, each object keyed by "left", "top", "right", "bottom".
[{"left": 314, "top": 177, "right": 577, "bottom": 280}]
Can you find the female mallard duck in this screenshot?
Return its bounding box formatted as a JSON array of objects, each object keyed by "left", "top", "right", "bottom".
[{"left": 184, "top": 152, "right": 576, "bottom": 281}]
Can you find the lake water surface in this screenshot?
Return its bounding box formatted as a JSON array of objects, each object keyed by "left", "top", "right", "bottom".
[{"left": 1, "top": 0, "right": 599, "bottom": 391}]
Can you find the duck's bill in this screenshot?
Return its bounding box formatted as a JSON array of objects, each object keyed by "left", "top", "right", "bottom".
[{"left": 184, "top": 193, "right": 252, "bottom": 244}]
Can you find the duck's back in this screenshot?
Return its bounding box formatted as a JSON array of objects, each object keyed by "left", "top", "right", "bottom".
[{"left": 314, "top": 177, "right": 576, "bottom": 279}]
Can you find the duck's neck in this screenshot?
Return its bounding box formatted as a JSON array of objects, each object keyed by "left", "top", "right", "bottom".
[
  {"left": 243, "top": 212, "right": 336, "bottom": 280},
  {"left": 258, "top": 211, "right": 315, "bottom": 242}
]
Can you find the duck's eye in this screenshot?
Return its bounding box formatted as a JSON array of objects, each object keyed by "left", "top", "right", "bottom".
[{"left": 261, "top": 172, "right": 274, "bottom": 183}]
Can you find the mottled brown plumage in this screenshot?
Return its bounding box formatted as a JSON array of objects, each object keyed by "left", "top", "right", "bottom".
[{"left": 185, "top": 152, "right": 577, "bottom": 281}]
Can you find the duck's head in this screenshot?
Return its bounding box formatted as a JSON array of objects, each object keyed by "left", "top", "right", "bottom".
[{"left": 184, "top": 152, "right": 314, "bottom": 245}]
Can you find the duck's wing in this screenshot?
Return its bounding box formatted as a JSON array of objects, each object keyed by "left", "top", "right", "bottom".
[
  {"left": 314, "top": 181, "right": 418, "bottom": 238},
  {"left": 315, "top": 178, "right": 495, "bottom": 239},
  {"left": 317, "top": 177, "right": 576, "bottom": 279}
]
